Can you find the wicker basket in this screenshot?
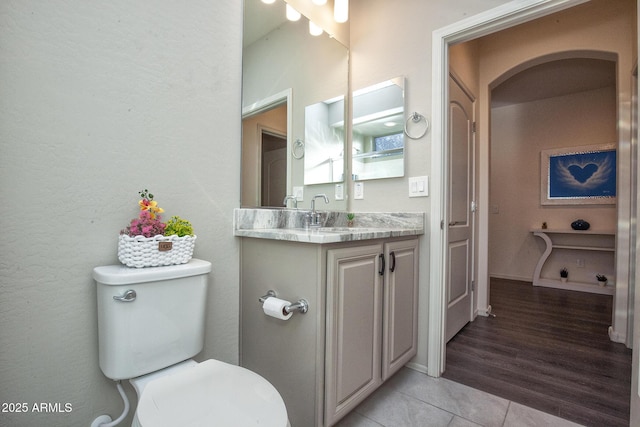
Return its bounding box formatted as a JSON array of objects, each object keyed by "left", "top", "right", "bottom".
[{"left": 118, "top": 234, "right": 196, "bottom": 268}]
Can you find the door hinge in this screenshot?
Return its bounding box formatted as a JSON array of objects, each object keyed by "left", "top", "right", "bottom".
[
  {"left": 472, "top": 121, "right": 477, "bottom": 133},
  {"left": 440, "top": 220, "right": 444, "bottom": 230},
  {"left": 471, "top": 280, "right": 475, "bottom": 292}
]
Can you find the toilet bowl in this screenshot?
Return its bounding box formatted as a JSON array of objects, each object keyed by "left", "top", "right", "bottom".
[
  {"left": 130, "top": 359, "right": 288, "bottom": 427},
  {"left": 93, "top": 260, "right": 289, "bottom": 427}
]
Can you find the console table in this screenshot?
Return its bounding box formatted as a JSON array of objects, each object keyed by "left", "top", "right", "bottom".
[{"left": 531, "top": 229, "right": 615, "bottom": 295}]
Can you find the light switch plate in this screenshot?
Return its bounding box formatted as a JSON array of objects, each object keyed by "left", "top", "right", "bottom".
[
  {"left": 293, "top": 186, "right": 304, "bottom": 201},
  {"left": 354, "top": 182, "right": 364, "bottom": 200},
  {"left": 408, "top": 176, "right": 428, "bottom": 197}
]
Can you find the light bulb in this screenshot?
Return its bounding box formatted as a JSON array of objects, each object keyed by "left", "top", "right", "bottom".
[
  {"left": 312, "top": 0, "right": 327, "bottom": 5},
  {"left": 309, "top": 21, "right": 323, "bottom": 36},
  {"left": 334, "top": 0, "right": 348, "bottom": 23},
  {"left": 261, "top": 0, "right": 276, "bottom": 4},
  {"left": 286, "top": 4, "right": 301, "bottom": 21}
]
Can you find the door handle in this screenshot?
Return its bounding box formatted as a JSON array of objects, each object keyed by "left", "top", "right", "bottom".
[{"left": 379, "top": 254, "right": 385, "bottom": 276}]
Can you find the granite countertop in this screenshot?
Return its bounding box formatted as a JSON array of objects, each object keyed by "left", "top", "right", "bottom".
[{"left": 234, "top": 209, "right": 424, "bottom": 244}]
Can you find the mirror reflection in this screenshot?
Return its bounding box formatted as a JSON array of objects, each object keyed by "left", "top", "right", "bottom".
[
  {"left": 304, "top": 96, "right": 345, "bottom": 185},
  {"left": 352, "top": 77, "right": 405, "bottom": 181},
  {"left": 241, "top": 0, "right": 348, "bottom": 208}
]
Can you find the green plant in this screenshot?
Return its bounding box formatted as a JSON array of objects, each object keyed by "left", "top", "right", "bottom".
[
  {"left": 347, "top": 213, "right": 355, "bottom": 221},
  {"left": 164, "top": 216, "right": 194, "bottom": 237},
  {"left": 560, "top": 268, "right": 568, "bottom": 278}
]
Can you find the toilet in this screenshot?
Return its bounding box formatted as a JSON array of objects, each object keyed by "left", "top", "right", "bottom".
[{"left": 93, "top": 259, "right": 289, "bottom": 427}]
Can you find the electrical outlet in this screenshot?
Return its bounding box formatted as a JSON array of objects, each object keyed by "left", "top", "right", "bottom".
[
  {"left": 354, "top": 182, "right": 364, "bottom": 200},
  {"left": 293, "top": 186, "right": 304, "bottom": 201},
  {"left": 335, "top": 184, "right": 344, "bottom": 200},
  {"left": 577, "top": 258, "right": 585, "bottom": 268}
]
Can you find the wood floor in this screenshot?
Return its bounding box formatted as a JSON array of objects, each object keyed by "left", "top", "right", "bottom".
[{"left": 442, "top": 278, "right": 632, "bottom": 427}]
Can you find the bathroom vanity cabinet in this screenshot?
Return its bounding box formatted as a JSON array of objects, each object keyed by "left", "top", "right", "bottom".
[
  {"left": 240, "top": 236, "right": 418, "bottom": 427},
  {"left": 324, "top": 239, "right": 418, "bottom": 425}
]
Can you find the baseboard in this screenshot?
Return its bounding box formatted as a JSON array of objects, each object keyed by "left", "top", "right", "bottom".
[
  {"left": 490, "top": 273, "right": 533, "bottom": 283},
  {"left": 405, "top": 362, "right": 429, "bottom": 375},
  {"left": 608, "top": 326, "right": 627, "bottom": 344}
]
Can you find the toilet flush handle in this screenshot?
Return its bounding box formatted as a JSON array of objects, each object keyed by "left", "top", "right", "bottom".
[{"left": 113, "top": 289, "right": 136, "bottom": 302}]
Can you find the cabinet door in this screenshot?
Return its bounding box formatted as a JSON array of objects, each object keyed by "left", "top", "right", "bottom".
[
  {"left": 382, "top": 238, "right": 419, "bottom": 380},
  {"left": 325, "top": 244, "right": 383, "bottom": 426}
]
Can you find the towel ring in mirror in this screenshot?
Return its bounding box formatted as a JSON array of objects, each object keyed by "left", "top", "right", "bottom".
[
  {"left": 292, "top": 139, "right": 304, "bottom": 159},
  {"left": 404, "top": 112, "right": 429, "bottom": 140}
]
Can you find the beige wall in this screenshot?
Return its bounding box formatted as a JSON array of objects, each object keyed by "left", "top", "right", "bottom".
[
  {"left": 0, "top": 1, "right": 242, "bottom": 426},
  {"left": 490, "top": 86, "right": 618, "bottom": 281},
  {"left": 350, "top": 0, "right": 512, "bottom": 370},
  {"left": 474, "top": 0, "right": 635, "bottom": 318},
  {"left": 352, "top": 0, "right": 636, "bottom": 367}
]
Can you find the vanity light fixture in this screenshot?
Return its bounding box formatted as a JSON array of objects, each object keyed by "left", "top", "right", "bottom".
[
  {"left": 384, "top": 121, "right": 397, "bottom": 127},
  {"left": 334, "top": 0, "right": 348, "bottom": 23},
  {"left": 309, "top": 21, "right": 323, "bottom": 36},
  {"left": 312, "top": 0, "right": 327, "bottom": 5},
  {"left": 286, "top": 3, "right": 302, "bottom": 21}
]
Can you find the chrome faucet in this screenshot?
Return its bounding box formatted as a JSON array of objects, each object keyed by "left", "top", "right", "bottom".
[
  {"left": 308, "top": 194, "right": 329, "bottom": 227},
  {"left": 283, "top": 195, "right": 298, "bottom": 209}
]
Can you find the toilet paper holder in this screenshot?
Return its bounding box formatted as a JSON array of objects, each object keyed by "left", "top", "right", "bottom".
[{"left": 259, "top": 290, "right": 309, "bottom": 314}]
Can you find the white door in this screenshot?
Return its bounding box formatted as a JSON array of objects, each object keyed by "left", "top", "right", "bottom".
[
  {"left": 446, "top": 73, "right": 476, "bottom": 342},
  {"left": 260, "top": 131, "right": 287, "bottom": 207},
  {"left": 261, "top": 147, "right": 286, "bottom": 207}
]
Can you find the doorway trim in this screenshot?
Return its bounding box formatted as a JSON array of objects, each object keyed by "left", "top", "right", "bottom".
[{"left": 427, "top": 0, "right": 589, "bottom": 377}]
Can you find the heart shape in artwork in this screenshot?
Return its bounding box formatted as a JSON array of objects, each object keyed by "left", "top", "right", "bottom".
[{"left": 568, "top": 163, "right": 598, "bottom": 183}]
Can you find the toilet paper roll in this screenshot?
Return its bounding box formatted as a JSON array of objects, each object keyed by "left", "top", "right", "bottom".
[{"left": 262, "top": 297, "right": 293, "bottom": 320}]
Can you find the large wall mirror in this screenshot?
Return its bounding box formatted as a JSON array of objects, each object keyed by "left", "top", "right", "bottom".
[
  {"left": 242, "top": 0, "right": 349, "bottom": 209},
  {"left": 352, "top": 77, "right": 406, "bottom": 181}
]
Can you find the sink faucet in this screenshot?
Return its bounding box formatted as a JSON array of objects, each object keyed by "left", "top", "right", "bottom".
[
  {"left": 308, "top": 194, "right": 329, "bottom": 227},
  {"left": 283, "top": 195, "right": 297, "bottom": 209}
]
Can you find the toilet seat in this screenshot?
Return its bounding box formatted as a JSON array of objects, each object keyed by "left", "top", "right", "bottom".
[{"left": 133, "top": 359, "right": 288, "bottom": 427}]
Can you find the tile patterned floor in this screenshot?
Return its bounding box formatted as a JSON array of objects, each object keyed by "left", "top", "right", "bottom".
[{"left": 334, "top": 368, "right": 583, "bottom": 427}]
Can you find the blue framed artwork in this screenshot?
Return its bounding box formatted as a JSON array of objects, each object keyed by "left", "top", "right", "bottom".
[{"left": 541, "top": 143, "right": 616, "bottom": 205}]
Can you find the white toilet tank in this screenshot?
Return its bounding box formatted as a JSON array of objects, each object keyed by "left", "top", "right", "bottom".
[{"left": 93, "top": 259, "right": 212, "bottom": 380}]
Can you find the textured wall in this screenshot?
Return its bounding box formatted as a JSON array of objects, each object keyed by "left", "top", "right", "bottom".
[
  {"left": 490, "top": 87, "right": 618, "bottom": 281},
  {"left": 0, "top": 1, "right": 242, "bottom": 426}
]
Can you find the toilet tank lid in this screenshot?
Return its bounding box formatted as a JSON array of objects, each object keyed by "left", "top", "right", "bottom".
[{"left": 93, "top": 259, "right": 212, "bottom": 285}]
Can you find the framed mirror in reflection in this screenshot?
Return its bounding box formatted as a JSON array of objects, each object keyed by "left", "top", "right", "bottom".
[
  {"left": 352, "top": 77, "right": 406, "bottom": 181},
  {"left": 241, "top": 0, "right": 348, "bottom": 209}
]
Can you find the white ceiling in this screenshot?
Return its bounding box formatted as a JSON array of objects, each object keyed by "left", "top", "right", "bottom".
[
  {"left": 491, "top": 58, "right": 616, "bottom": 107},
  {"left": 243, "top": 0, "right": 288, "bottom": 48}
]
